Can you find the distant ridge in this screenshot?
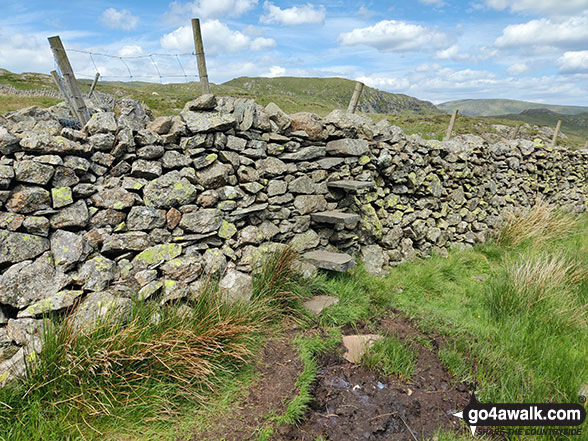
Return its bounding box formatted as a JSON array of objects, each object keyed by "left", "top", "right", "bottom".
[{"left": 438, "top": 99, "right": 588, "bottom": 117}]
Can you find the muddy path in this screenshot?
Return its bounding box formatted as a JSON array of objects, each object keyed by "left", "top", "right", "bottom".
[{"left": 277, "top": 314, "right": 470, "bottom": 440}]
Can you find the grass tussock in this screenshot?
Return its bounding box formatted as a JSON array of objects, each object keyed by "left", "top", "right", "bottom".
[
  {"left": 362, "top": 335, "right": 418, "bottom": 380},
  {"left": 484, "top": 252, "right": 588, "bottom": 327},
  {"left": 495, "top": 198, "right": 578, "bottom": 247}
]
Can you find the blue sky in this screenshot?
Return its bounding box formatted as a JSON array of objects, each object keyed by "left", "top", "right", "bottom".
[{"left": 0, "top": 0, "right": 587, "bottom": 105}]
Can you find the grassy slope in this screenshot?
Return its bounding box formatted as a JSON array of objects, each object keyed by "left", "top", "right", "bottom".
[
  {"left": 494, "top": 109, "right": 588, "bottom": 140},
  {"left": 438, "top": 98, "right": 588, "bottom": 117}
]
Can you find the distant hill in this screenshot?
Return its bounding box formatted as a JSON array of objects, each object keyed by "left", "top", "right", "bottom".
[
  {"left": 438, "top": 99, "right": 588, "bottom": 117},
  {"left": 494, "top": 108, "right": 588, "bottom": 140},
  {"left": 223, "top": 77, "right": 440, "bottom": 116}
]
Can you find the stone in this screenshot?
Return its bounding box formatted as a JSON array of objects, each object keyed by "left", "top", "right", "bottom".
[
  {"left": 179, "top": 209, "right": 222, "bottom": 233},
  {"left": 311, "top": 211, "right": 360, "bottom": 226},
  {"left": 259, "top": 157, "right": 287, "bottom": 177},
  {"left": 327, "top": 180, "right": 375, "bottom": 192},
  {"left": 135, "top": 129, "right": 162, "bottom": 147},
  {"left": 50, "top": 200, "right": 89, "bottom": 229},
  {"left": 342, "top": 334, "right": 382, "bottom": 363},
  {"left": 162, "top": 150, "right": 192, "bottom": 169},
  {"left": 14, "top": 160, "right": 54, "bottom": 185},
  {"left": 196, "top": 161, "right": 231, "bottom": 188},
  {"left": 361, "top": 244, "right": 388, "bottom": 277},
  {"left": 161, "top": 256, "right": 202, "bottom": 282},
  {"left": 265, "top": 102, "right": 291, "bottom": 131},
  {"left": 0, "top": 125, "right": 19, "bottom": 154},
  {"left": 303, "top": 295, "right": 339, "bottom": 317},
  {"left": 102, "top": 232, "right": 150, "bottom": 253},
  {"left": 203, "top": 248, "right": 227, "bottom": 277},
  {"left": 84, "top": 112, "right": 117, "bottom": 135},
  {"left": 137, "top": 145, "right": 165, "bottom": 159},
  {"left": 230, "top": 203, "right": 269, "bottom": 219},
  {"left": 5, "top": 185, "right": 50, "bottom": 213},
  {"left": 20, "top": 132, "right": 91, "bottom": 155},
  {"left": 90, "top": 209, "right": 127, "bottom": 228},
  {"left": 134, "top": 269, "right": 157, "bottom": 287},
  {"left": 0, "top": 253, "right": 70, "bottom": 309},
  {"left": 90, "top": 188, "right": 135, "bottom": 210},
  {"left": 51, "top": 186, "right": 73, "bottom": 208},
  {"left": 226, "top": 135, "right": 247, "bottom": 151},
  {"left": 117, "top": 99, "right": 152, "bottom": 131},
  {"left": 52, "top": 166, "right": 80, "bottom": 187},
  {"left": 238, "top": 225, "right": 263, "bottom": 246},
  {"left": 131, "top": 159, "right": 162, "bottom": 179},
  {"left": 137, "top": 280, "right": 163, "bottom": 301},
  {"left": 164, "top": 207, "right": 181, "bottom": 230},
  {"left": 294, "top": 195, "right": 328, "bottom": 215},
  {"left": 267, "top": 180, "right": 287, "bottom": 196},
  {"left": 326, "top": 138, "right": 369, "bottom": 156},
  {"left": 291, "top": 229, "right": 320, "bottom": 251},
  {"left": 50, "top": 230, "right": 89, "bottom": 271},
  {"left": 147, "top": 116, "right": 173, "bottom": 134},
  {"left": 70, "top": 291, "right": 132, "bottom": 333},
  {"left": 160, "top": 279, "right": 191, "bottom": 304},
  {"left": 281, "top": 146, "right": 326, "bottom": 161},
  {"left": 289, "top": 112, "right": 326, "bottom": 141},
  {"left": 75, "top": 255, "right": 118, "bottom": 291},
  {"left": 218, "top": 220, "right": 237, "bottom": 239},
  {"left": 0, "top": 230, "right": 50, "bottom": 264},
  {"left": 143, "top": 171, "right": 197, "bottom": 208},
  {"left": 184, "top": 94, "right": 217, "bottom": 111},
  {"left": 89, "top": 133, "right": 115, "bottom": 151},
  {"left": 0, "top": 212, "right": 24, "bottom": 231},
  {"left": 181, "top": 110, "right": 236, "bottom": 133},
  {"left": 303, "top": 250, "right": 356, "bottom": 272},
  {"left": 127, "top": 206, "right": 166, "bottom": 230},
  {"left": 17, "top": 290, "right": 84, "bottom": 318},
  {"left": 219, "top": 269, "right": 252, "bottom": 303},
  {"left": 133, "top": 243, "right": 183, "bottom": 266},
  {"left": 288, "top": 176, "right": 314, "bottom": 194}
]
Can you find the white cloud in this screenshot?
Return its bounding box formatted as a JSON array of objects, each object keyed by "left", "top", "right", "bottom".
[
  {"left": 99, "top": 8, "right": 139, "bottom": 31},
  {"left": 337, "top": 20, "right": 450, "bottom": 52},
  {"left": 356, "top": 75, "right": 411, "bottom": 90},
  {"left": 118, "top": 45, "right": 143, "bottom": 57},
  {"left": 495, "top": 15, "right": 588, "bottom": 49},
  {"left": 0, "top": 32, "right": 53, "bottom": 74},
  {"left": 356, "top": 6, "right": 376, "bottom": 18},
  {"left": 558, "top": 50, "right": 588, "bottom": 73},
  {"left": 265, "top": 65, "right": 286, "bottom": 77},
  {"left": 485, "top": 0, "right": 588, "bottom": 16},
  {"left": 160, "top": 20, "right": 275, "bottom": 56},
  {"left": 507, "top": 63, "right": 529, "bottom": 75},
  {"left": 165, "top": 0, "right": 258, "bottom": 22},
  {"left": 260, "top": 2, "right": 326, "bottom": 25},
  {"left": 434, "top": 44, "right": 469, "bottom": 61}
]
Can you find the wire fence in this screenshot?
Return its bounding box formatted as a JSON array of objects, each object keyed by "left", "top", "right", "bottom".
[{"left": 65, "top": 48, "right": 201, "bottom": 83}]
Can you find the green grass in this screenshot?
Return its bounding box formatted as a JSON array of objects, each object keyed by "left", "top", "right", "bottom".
[
  {"left": 0, "top": 95, "right": 61, "bottom": 114},
  {"left": 362, "top": 335, "right": 418, "bottom": 379},
  {"left": 0, "top": 247, "right": 314, "bottom": 441},
  {"left": 438, "top": 98, "right": 588, "bottom": 117}
]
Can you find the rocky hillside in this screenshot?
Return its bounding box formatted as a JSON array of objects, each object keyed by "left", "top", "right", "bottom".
[{"left": 224, "top": 76, "right": 440, "bottom": 116}]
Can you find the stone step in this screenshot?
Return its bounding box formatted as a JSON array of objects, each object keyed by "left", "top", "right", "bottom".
[
  {"left": 327, "top": 180, "right": 375, "bottom": 192},
  {"left": 310, "top": 211, "right": 360, "bottom": 226},
  {"left": 303, "top": 250, "right": 356, "bottom": 272}
]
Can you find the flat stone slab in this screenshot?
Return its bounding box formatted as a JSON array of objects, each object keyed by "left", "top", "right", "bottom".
[
  {"left": 327, "top": 180, "right": 375, "bottom": 192},
  {"left": 311, "top": 211, "right": 360, "bottom": 226},
  {"left": 303, "top": 250, "right": 355, "bottom": 272},
  {"left": 303, "top": 295, "right": 339, "bottom": 317},
  {"left": 342, "top": 334, "right": 382, "bottom": 363}
]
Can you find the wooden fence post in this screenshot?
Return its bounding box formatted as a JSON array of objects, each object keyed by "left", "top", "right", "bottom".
[
  {"left": 48, "top": 36, "right": 90, "bottom": 126},
  {"left": 50, "top": 70, "right": 77, "bottom": 117},
  {"left": 88, "top": 72, "right": 100, "bottom": 98},
  {"left": 512, "top": 122, "right": 521, "bottom": 139},
  {"left": 584, "top": 140, "right": 588, "bottom": 149},
  {"left": 191, "top": 18, "right": 210, "bottom": 95},
  {"left": 551, "top": 120, "right": 562, "bottom": 148},
  {"left": 347, "top": 81, "right": 364, "bottom": 114},
  {"left": 444, "top": 109, "right": 458, "bottom": 141}
]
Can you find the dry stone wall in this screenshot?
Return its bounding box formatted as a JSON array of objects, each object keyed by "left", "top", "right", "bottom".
[{"left": 1, "top": 94, "right": 588, "bottom": 384}]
